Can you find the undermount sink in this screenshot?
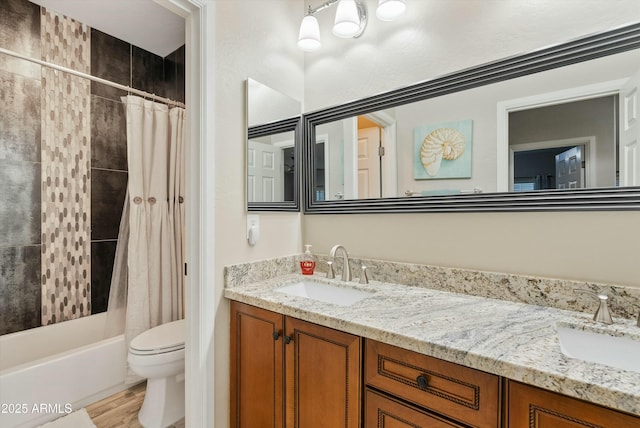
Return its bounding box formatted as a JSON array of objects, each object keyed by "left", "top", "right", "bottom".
[
  {"left": 557, "top": 323, "right": 640, "bottom": 373},
  {"left": 274, "top": 280, "right": 374, "bottom": 307}
]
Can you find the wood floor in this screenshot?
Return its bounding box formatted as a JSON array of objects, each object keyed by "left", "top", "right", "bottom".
[{"left": 86, "top": 382, "right": 185, "bottom": 428}]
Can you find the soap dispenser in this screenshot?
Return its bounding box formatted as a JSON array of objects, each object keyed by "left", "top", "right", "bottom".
[{"left": 300, "top": 244, "right": 316, "bottom": 275}]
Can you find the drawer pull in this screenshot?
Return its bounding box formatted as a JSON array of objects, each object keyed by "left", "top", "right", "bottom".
[
  {"left": 416, "top": 375, "right": 429, "bottom": 390},
  {"left": 284, "top": 335, "right": 292, "bottom": 344},
  {"left": 273, "top": 331, "right": 281, "bottom": 340}
]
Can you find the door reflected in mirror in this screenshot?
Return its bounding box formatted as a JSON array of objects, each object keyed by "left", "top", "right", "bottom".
[
  {"left": 509, "top": 95, "right": 618, "bottom": 192},
  {"left": 314, "top": 110, "right": 398, "bottom": 201},
  {"left": 247, "top": 130, "right": 295, "bottom": 203}
]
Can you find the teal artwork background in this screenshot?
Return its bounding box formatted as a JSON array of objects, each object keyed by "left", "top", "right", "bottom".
[{"left": 413, "top": 119, "right": 473, "bottom": 179}]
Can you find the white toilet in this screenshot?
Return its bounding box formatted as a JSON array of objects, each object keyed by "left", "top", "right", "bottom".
[{"left": 128, "top": 319, "right": 186, "bottom": 428}]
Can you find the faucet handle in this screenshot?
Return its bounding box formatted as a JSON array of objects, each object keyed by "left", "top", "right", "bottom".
[
  {"left": 574, "top": 289, "right": 613, "bottom": 325},
  {"left": 326, "top": 261, "right": 335, "bottom": 279},
  {"left": 359, "top": 266, "right": 369, "bottom": 284}
]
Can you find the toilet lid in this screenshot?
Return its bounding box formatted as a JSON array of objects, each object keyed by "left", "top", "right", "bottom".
[{"left": 129, "top": 319, "right": 185, "bottom": 354}]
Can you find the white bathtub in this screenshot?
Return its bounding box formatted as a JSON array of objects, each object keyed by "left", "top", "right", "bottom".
[{"left": 0, "top": 313, "right": 128, "bottom": 427}]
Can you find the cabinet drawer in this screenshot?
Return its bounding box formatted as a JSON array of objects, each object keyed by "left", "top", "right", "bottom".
[
  {"left": 365, "top": 389, "right": 467, "bottom": 428},
  {"left": 365, "top": 339, "right": 500, "bottom": 428}
]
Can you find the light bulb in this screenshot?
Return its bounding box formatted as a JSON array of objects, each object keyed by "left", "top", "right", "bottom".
[
  {"left": 376, "top": 0, "right": 406, "bottom": 21},
  {"left": 333, "top": 0, "right": 361, "bottom": 38},
  {"left": 298, "top": 15, "right": 321, "bottom": 52}
]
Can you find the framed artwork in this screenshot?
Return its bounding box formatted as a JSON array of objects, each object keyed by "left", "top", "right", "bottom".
[{"left": 413, "top": 119, "right": 473, "bottom": 179}]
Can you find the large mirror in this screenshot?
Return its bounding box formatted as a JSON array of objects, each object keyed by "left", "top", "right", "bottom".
[
  {"left": 303, "top": 23, "right": 640, "bottom": 213},
  {"left": 246, "top": 78, "right": 301, "bottom": 211}
]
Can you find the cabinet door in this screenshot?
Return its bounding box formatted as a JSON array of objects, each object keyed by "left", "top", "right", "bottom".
[
  {"left": 285, "top": 317, "right": 362, "bottom": 428},
  {"left": 230, "top": 301, "right": 284, "bottom": 428},
  {"left": 508, "top": 380, "right": 640, "bottom": 428},
  {"left": 365, "top": 389, "right": 467, "bottom": 428}
]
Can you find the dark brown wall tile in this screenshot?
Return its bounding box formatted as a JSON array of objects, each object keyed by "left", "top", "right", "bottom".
[
  {"left": 90, "top": 28, "right": 130, "bottom": 101},
  {"left": 132, "top": 45, "right": 165, "bottom": 97},
  {"left": 90, "top": 169, "right": 127, "bottom": 240},
  {"left": 90, "top": 240, "right": 117, "bottom": 314},
  {"left": 0, "top": 69, "right": 41, "bottom": 162},
  {"left": 0, "top": 0, "right": 41, "bottom": 78},
  {"left": 91, "top": 95, "right": 127, "bottom": 171},
  {"left": 0, "top": 160, "right": 41, "bottom": 246},
  {"left": 0, "top": 245, "right": 42, "bottom": 335},
  {"left": 164, "top": 45, "right": 185, "bottom": 103}
]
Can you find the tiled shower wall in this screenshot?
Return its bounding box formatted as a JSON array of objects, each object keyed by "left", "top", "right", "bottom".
[{"left": 0, "top": 0, "right": 185, "bottom": 335}]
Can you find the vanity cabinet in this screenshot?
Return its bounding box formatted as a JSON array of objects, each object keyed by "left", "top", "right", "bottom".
[
  {"left": 230, "top": 301, "right": 362, "bottom": 428},
  {"left": 506, "top": 380, "right": 640, "bottom": 428},
  {"left": 365, "top": 339, "right": 501, "bottom": 428}
]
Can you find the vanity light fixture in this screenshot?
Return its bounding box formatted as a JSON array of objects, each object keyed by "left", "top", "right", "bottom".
[{"left": 298, "top": 0, "right": 406, "bottom": 52}]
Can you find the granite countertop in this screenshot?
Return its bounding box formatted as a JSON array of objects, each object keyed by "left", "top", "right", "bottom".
[{"left": 224, "top": 273, "right": 640, "bottom": 417}]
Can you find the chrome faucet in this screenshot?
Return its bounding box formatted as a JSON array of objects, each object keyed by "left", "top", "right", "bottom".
[
  {"left": 575, "top": 289, "right": 613, "bottom": 325},
  {"left": 329, "top": 244, "right": 351, "bottom": 281}
]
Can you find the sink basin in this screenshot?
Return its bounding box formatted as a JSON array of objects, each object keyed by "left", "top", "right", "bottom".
[
  {"left": 274, "top": 281, "right": 374, "bottom": 307},
  {"left": 557, "top": 323, "right": 640, "bottom": 373}
]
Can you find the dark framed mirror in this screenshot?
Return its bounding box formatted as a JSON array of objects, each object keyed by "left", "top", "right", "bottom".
[
  {"left": 302, "top": 22, "right": 640, "bottom": 213},
  {"left": 246, "top": 78, "right": 301, "bottom": 211}
]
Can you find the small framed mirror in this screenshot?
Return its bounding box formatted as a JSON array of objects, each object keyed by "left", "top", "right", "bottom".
[{"left": 246, "top": 78, "right": 301, "bottom": 211}]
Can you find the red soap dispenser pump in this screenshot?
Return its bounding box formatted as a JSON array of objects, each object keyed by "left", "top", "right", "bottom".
[{"left": 300, "top": 244, "right": 316, "bottom": 275}]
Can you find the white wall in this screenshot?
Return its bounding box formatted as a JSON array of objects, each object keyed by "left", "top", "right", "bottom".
[
  {"left": 212, "top": 1, "right": 304, "bottom": 427},
  {"left": 304, "top": 0, "right": 640, "bottom": 111},
  {"left": 302, "top": 0, "right": 640, "bottom": 288}
]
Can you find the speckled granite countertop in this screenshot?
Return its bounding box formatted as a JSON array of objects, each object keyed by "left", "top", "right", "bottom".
[{"left": 224, "top": 273, "right": 640, "bottom": 417}]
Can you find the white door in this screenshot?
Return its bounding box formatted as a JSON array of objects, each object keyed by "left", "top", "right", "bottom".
[
  {"left": 247, "top": 140, "right": 282, "bottom": 202},
  {"left": 555, "top": 146, "right": 583, "bottom": 189},
  {"left": 357, "top": 127, "right": 381, "bottom": 198},
  {"left": 620, "top": 68, "right": 640, "bottom": 186}
]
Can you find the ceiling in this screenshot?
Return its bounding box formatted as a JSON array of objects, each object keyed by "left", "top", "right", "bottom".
[{"left": 29, "top": 0, "right": 185, "bottom": 57}]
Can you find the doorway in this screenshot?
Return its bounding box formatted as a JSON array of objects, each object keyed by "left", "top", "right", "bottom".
[{"left": 510, "top": 137, "right": 597, "bottom": 191}]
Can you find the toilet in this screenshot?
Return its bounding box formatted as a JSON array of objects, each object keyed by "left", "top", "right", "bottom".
[{"left": 128, "top": 319, "right": 185, "bottom": 428}]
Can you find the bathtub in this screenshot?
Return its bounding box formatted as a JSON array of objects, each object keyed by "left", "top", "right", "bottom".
[{"left": 0, "top": 313, "right": 128, "bottom": 427}]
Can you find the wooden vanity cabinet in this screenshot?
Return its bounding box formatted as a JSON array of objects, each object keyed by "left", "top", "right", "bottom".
[
  {"left": 230, "top": 301, "right": 362, "bottom": 428},
  {"left": 365, "top": 339, "right": 501, "bottom": 428},
  {"left": 506, "top": 380, "right": 640, "bottom": 428}
]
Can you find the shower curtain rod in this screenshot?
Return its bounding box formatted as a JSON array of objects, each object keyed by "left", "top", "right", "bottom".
[{"left": 0, "top": 46, "right": 186, "bottom": 108}]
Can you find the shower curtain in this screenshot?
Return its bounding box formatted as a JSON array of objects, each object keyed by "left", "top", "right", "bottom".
[{"left": 105, "top": 95, "right": 185, "bottom": 381}]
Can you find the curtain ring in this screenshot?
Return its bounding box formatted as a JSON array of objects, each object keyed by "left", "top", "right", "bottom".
[
  {"left": 148, "top": 197, "right": 156, "bottom": 205},
  {"left": 133, "top": 196, "right": 142, "bottom": 204},
  {"left": 178, "top": 196, "right": 184, "bottom": 203}
]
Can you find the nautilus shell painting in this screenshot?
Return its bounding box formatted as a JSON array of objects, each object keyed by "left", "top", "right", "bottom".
[
  {"left": 413, "top": 120, "right": 473, "bottom": 179},
  {"left": 420, "top": 127, "right": 466, "bottom": 176}
]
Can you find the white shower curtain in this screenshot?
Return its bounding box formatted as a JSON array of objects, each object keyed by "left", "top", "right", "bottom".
[{"left": 105, "top": 95, "right": 185, "bottom": 381}]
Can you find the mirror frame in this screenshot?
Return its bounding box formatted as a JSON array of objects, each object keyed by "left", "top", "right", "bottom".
[
  {"left": 302, "top": 22, "right": 640, "bottom": 213},
  {"left": 247, "top": 116, "right": 301, "bottom": 211}
]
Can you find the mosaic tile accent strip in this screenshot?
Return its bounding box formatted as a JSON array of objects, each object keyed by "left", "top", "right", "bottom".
[{"left": 40, "top": 9, "right": 91, "bottom": 325}]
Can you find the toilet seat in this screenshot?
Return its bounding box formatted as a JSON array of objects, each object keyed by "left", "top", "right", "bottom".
[{"left": 129, "top": 319, "right": 185, "bottom": 355}]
